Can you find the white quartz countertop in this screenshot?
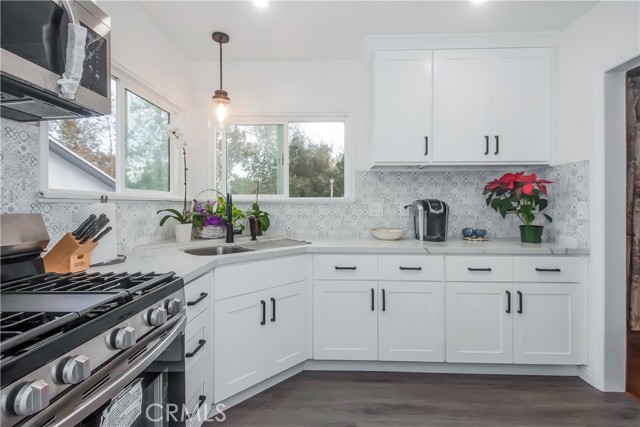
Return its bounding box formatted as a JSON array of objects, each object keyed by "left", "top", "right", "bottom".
[{"left": 90, "top": 235, "right": 589, "bottom": 283}]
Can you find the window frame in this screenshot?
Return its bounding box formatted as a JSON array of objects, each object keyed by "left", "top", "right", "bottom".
[
  {"left": 39, "top": 64, "right": 184, "bottom": 202},
  {"left": 214, "top": 112, "right": 353, "bottom": 203}
]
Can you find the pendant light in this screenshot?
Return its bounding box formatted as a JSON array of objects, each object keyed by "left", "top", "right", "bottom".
[{"left": 211, "top": 31, "right": 230, "bottom": 123}]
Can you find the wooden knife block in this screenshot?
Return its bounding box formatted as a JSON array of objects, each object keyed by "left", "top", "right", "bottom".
[{"left": 44, "top": 233, "right": 98, "bottom": 273}]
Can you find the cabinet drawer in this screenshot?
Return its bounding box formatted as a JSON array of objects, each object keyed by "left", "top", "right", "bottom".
[
  {"left": 445, "top": 256, "right": 512, "bottom": 282},
  {"left": 313, "top": 255, "right": 378, "bottom": 280},
  {"left": 185, "top": 310, "right": 210, "bottom": 370},
  {"left": 185, "top": 353, "right": 211, "bottom": 427},
  {"left": 214, "top": 255, "right": 307, "bottom": 300},
  {"left": 378, "top": 255, "right": 444, "bottom": 281},
  {"left": 513, "top": 257, "right": 583, "bottom": 283},
  {"left": 185, "top": 271, "right": 212, "bottom": 321}
]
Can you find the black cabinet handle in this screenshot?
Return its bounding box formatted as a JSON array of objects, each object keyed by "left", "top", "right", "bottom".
[
  {"left": 494, "top": 135, "right": 499, "bottom": 155},
  {"left": 517, "top": 291, "right": 523, "bottom": 314},
  {"left": 335, "top": 266, "right": 357, "bottom": 270},
  {"left": 187, "top": 292, "right": 208, "bottom": 306},
  {"left": 484, "top": 135, "right": 489, "bottom": 155},
  {"left": 271, "top": 297, "right": 276, "bottom": 322},
  {"left": 506, "top": 291, "right": 511, "bottom": 314},
  {"left": 186, "top": 339, "right": 206, "bottom": 358},
  {"left": 468, "top": 267, "right": 492, "bottom": 272},
  {"left": 260, "top": 300, "right": 266, "bottom": 325},
  {"left": 382, "top": 289, "right": 386, "bottom": 311},
  {"left": 535, "top": 268, "right": 561, "bottom": 272},
  {"left": 399, "top": 266, "right": 422, "bottom": 271},
  {"left": 371, "top": 288, "right": 375, "bottom": 311},
  {"left": 424, "top": 136, "right": 429, "bottom": 156},
  {"left": 186, "top": 395, "right": 207, "bottom": 420}
]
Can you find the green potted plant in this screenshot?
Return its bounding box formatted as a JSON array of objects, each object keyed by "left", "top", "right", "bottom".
[
  {"left": 245, "top": 182, "right": 271, "bottom": 237},
  {"left": 483, "top": 172, "right": 553, "bottom": 243},
  {"left": 158, "top": 125, "right": 194, "bottom": 243},
  {"left": 192, "top": 196, "right": 246, "bottom": 238}
]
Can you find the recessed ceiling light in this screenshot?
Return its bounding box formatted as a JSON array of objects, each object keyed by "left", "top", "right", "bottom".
[{"left": 253, "top": 0, "right": 269, "bottom": 8}]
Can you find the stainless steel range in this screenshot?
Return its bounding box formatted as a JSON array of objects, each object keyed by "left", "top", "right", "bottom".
[{"left": 0, "top": 215, "right": 187, "bottom": 427}]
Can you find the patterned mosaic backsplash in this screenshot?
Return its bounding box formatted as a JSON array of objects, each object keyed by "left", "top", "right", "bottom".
[
  {"left": 259, "top": 161, "right": 590, "bottom": 247},
  {"left": 1, "top": 118, "right": 590, "bottom": 252}
]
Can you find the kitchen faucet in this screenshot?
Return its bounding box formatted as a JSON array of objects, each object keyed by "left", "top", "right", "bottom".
[{"left": 210, "top": 189, "right": 235, "bottom": 244}]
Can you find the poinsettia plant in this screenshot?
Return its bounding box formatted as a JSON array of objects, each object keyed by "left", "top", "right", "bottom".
[{"left": 483, "top": 172, "right": 553, "bottom": 226}]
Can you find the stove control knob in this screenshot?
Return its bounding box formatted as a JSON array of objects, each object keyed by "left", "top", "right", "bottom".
[
  {"left": 61, "top": 355, "right": 91, "bottom": 384},
  {"left": 146, "top": 307, "right": 168, "bottom": 326},
  {"left": 112, "top": 326, "right": 136, "bottom": 349},
  {"left": 165, "top": 298, "right": 183, "bottom": 316},
  {"left": 13, "top": 380, "right": 50, "bottom": 416}
]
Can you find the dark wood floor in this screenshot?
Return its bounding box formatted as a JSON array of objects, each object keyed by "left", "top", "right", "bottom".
[{"left": 223, "top": 371, "right": 640, "bottom": 427}]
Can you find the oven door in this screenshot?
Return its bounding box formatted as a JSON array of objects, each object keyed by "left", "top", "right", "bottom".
[{"left": 22, "top": 315, "right": 186, "bottom": 427}]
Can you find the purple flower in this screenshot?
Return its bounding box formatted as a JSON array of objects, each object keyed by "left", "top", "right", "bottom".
[{"left": 203, "top": 215, "right": 224, "bottom": 226}]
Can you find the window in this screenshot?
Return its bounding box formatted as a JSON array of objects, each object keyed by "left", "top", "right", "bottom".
[
  {"left": 45, "top": 73, "right": 174, "bottom": 197},
  {"left": 217, "top": 118, "right": 346, "bottom": 199}
]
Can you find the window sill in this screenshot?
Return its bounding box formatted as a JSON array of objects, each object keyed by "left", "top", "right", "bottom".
[
  {"left": 38, "top": 190, "right": 184, "bottom": 204},
  {"left": 230, "top": 196, "right": 355, "bottom": 205}
]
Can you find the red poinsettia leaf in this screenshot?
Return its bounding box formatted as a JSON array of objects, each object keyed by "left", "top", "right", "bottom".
[
  {"left": 538, "top": 184, "right": 547, "bottom": 195},
  {"left": 499, "top": 173, "right": 516, "bottom": 183},
  {"left": 522, "top": 183, "right": 534, "bottom": 195},
  {"left": 536, "top": 179, "right": 553, "bottom": 184}
]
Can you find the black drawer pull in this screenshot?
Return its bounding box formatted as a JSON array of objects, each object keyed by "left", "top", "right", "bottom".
[
  {"left": 186, "top": 339, "right": 206, "bottom": 358},
  {"left": 186, "top": 395, "right": 207, "bottom": 420},
  {"left": 371, "top": 288, "right": 375, "bottom": 311},
  {"left": 468, "top": 267, "right": 492, "bottom": 272},
  {"left": 187, "top": 292, "right": 208, "bottom": 306},
  {"left": 424, "top": 136, "right": 429, "bottom": 156},
  {"left": 494, "top": 135, "right": 500, "bottom": 155},
  {"left": 260, "top": 300, "right": 266, "bottom": 325},
  {"left": 506, "top": 291, "right": 511, "bottom": 314},
  {"left": 382, "top": 289, "right": 386, "bottom": 311},
  {"left": 517, "top": 291, "right": 523, "bottom": 314},
  {"left": 535, "top": 268, "right": 561, "bottom": 272},
  {"left": 484, "top": 135, "right": 489, "bottom": 155},
  {"left": 399, "top": 266, "right": 422, "bottom": 271},
  {"left": 335, "top": 266, "right": 357, "bottom": 270},
  {"left": 271, "top": 297, "right": 276, "bottom": 322}
]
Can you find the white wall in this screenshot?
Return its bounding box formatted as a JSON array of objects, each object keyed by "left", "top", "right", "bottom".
[
  {"left": 99, "top": 1, "right": 192, "bottom": 110},
  {"left": 189, "top": 60, "right": 371, "bottom": 194},
  {"left": 554, "top": 1, "right": 640, "bottom": 164},
  {"left": 48, "top": 151, "right": 114, "bottom": 192}
]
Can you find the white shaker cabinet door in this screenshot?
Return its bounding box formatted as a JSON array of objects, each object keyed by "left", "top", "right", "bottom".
[
  {"left": 378, "top": 281, "right": 445, "bottom": 362},
  {"left": 313, "top": 281, "right": 378, "bottom": 360},
  {"left": 513, "top": 283, "right": 586, "bottom": 365},
  {"left": 213, "top": 292, "right": 267, "bottom": 403},
  {"left": 490, "top": 48, "right": 552, "bottom": 162},
  {"left": 373, "top": 50, "right": 433, "bottom": 164},
  {"left": 446, "top": 282, "right": 514, "bottom": 363},
  {"left": 432, "top": 49, "right": 492, "bottom": 162},
  {"left": 266, "top": 281, "right": 308, "bottom": 376}
]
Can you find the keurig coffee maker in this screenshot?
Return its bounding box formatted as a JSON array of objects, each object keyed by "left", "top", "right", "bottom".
[{"left": 405, "top": 199, "right": 449, "bottom": 242}]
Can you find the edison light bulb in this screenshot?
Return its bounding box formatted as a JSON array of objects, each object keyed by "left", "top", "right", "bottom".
[{"left": 215, "top": 102, "right": 228, "bottom": 123}]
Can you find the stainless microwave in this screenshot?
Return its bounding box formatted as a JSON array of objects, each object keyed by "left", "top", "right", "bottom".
[{"left": 0, "top": 0, "right": 111, "bottom": 121}]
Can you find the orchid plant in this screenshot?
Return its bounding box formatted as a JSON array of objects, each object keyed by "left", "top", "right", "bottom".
[
  {"left": 483, "top": 172, "right": 553, "bottom": 226},
  {"left": 192, "top": 197, "right": 246, "bottom": 231},
  {"left": 157, "top": 125, "right": 195, "bottom": 226}
]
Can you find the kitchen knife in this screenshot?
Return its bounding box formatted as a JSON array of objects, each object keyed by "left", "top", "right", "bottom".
[
  {"left": 92, "top": 226, "right": 112, "bottom": 243},
  {"left": 77, "top": 214, "right": 106, "bottom": 241},
  {"left": 72, "top": 214, "right": 96, "bottom": 237},
  {"left": 80, "top": 218, "right": 110, "bottom": 244}
]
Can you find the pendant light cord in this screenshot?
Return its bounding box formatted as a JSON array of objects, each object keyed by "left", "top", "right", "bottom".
[{"left": 219, "top": 42, "right": 223, "bottom": 90}]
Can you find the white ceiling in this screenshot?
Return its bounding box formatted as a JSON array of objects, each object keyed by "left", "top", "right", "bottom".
[{"left": 137, "top": 1, "right": 598, "bottom": 61}]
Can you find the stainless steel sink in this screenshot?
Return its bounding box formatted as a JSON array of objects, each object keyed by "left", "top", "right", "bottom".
[{"left": 182, "top": 246, "right": 254, "bottom": 256}]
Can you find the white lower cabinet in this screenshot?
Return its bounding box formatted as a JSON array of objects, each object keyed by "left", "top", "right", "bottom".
[
  {"left": 513, "top": 282, "right": 585, "bottom": 365},
  {"left": 313, "top": 281, "right": 378, "bottom": 360},
  {"left": 213, "top": 280, "right": 307, "bottom": 403},
  {"left": 445, "top": 282, "right": 514, "bottom": 364},
  {"left": 379, "top": 281, "right": 444, "bottom": 362}
]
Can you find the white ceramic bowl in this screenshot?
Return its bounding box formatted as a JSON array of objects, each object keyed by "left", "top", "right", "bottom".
[{"left": 370, "top": 228, "right": 407, "bottom": 241}]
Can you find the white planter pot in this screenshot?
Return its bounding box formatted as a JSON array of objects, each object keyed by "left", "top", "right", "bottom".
[{"left": 174, "top": 223, "right": 192, "bottom": 243}]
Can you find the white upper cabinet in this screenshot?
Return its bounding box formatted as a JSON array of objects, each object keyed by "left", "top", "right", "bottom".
[
  {"left": 433, "top": 48, "right": 551, "bottom": 164},
  {"left": 372, "top": 47, "right": 552, "bottom": 166},
  {"left": 373, "top": 50, "right": 433, "bottom": 164}
]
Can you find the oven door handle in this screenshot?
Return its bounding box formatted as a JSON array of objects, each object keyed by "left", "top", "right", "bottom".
[{"left": 23, "top": 314, "right": 186, "bottom": 427}]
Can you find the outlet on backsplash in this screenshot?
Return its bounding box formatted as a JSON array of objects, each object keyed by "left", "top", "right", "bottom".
[{"left": 368, "top": 202, "right": 384, "bottom": 217}]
